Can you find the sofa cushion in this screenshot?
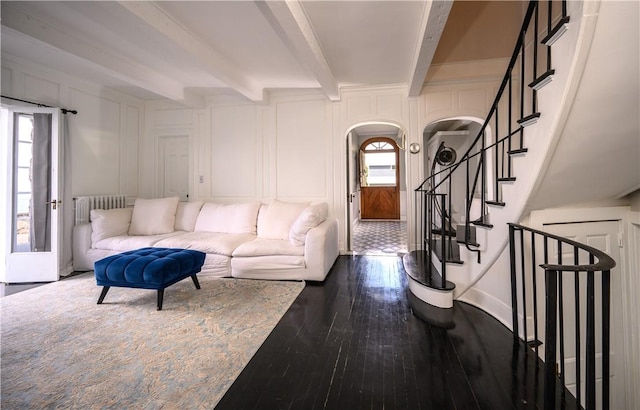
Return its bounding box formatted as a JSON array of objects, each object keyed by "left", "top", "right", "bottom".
[
  {"left": 289, "top": 202, "right": 329, "bottom": 246},
  {"left": 175, "top": 200, "right": 205, "bottom": 231},
  {"left": 128, "top": 197, "right": 179, "bottom": 236},
  {"left": 231, "top": 255, "right": 306, "bottom": 272},
  {"left": 93, "top": 231, "right": 182, "bottom": 252},
  {"left": 258, "top": 199, "right": 309, "bottom": 240},
  {"left": 90, "top": 207, "right": 133, "bottom": 244},
  {"left": 194, "top": 202, "right": 261, "bottom": 234},
  {"left": 233, "top": 238, "right": 304, "bottom": 257},
  {"left": 154, "top": 232, "right": 256, "bottom": 257}
]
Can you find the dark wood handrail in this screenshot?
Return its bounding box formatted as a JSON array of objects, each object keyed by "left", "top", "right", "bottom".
[{"left": 509, "top": 223, "right": 617, "bottom": 272}]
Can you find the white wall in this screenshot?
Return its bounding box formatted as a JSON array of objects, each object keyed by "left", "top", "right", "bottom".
[{"left": 1, "top": 57, "right": 144, "bottom": 200}]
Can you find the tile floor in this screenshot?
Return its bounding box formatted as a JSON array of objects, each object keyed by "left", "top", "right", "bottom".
[{"left": 352, "top": 220, "right": 408, "bottom": 256}]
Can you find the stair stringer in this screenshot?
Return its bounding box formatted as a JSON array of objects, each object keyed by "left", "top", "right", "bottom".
[{"left": 441, "top": 1, "right": 602, "bottom": 327}]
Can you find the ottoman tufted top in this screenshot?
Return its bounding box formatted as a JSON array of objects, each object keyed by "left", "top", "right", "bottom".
[{"left": 95, "top": 247, "right": 206, "bottom": 289}]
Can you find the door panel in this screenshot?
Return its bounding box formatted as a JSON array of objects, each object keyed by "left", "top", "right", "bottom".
[
  {"left": 2, "top": 107, "right": 61, "bottom": 283},
  {"left": 361, "top": 186, "right": 399, "bottom": 219},
  {"left": 159, "top": 135, "right": 189, "bottom": 201},
  {"left": 542, "top": 220, "right": 624, "bottom": 409}
]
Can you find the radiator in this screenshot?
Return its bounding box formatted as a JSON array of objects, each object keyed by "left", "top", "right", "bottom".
[{"left": 74, "top": 195, "right": 127, "bottom": 225}]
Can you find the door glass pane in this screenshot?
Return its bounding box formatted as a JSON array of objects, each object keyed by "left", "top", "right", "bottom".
[
  {"left": 364, "top": 152, "right": 396, "bottom": 186},
  {"left": 12, "top": 113, "right": 46, "bottom": 252}
]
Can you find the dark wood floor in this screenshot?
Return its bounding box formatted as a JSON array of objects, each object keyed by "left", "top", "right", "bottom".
[{"left": 216, "top": 255, "right": 575, "bottom": 410}]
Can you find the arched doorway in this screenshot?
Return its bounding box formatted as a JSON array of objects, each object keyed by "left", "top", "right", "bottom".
[
  {"left": 346, "top": 123, "right": 408, "bottom": 255},
  {"left": 422, "top": 117, "right": 487, "bottom": 222}
]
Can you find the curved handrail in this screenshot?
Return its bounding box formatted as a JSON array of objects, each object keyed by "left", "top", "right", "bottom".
[
  {"left": 508, "top": 223, "right": 616, "bottom": 272},
  {"left": 418, "top": 1, "right": 538, "bottom": 195}
]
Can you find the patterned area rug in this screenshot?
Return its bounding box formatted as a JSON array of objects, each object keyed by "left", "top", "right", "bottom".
[{"left": 1, "top": 274, "right": 304, "bottom": 409}]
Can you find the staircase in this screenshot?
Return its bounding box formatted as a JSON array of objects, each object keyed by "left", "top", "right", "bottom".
[
  {"left": 405, "top": 0, "right": 578, "bottom": 308},
  {"left": 404, "top": 1, "right": 616, "bottom": 408}
]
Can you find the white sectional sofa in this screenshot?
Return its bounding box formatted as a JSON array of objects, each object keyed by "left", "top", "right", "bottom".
[{"left": 73, "top": 197, "right": 339, "bottom": 281}]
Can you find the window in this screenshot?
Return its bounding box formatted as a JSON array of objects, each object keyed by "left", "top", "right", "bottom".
[
  {"left": 360, "top": 138, "right": 397, "bottom": 187},
  {"left": 14, "top": 114, "right": 34, "bottom": 251}
]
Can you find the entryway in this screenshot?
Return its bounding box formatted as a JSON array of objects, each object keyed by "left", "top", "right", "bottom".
[
  {"left": 0, "top": 105, "right": 62, "bottom": 284},
  {"left": 346, "top": 122, "right": 407, "bottom": 255},
  {"left": 352, "top": 220, "right": 407, "bottom": 255}
]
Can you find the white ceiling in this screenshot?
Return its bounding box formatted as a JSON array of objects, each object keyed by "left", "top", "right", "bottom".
[{"left": 0, "top": 0, "right": 452, "bottom": 104}]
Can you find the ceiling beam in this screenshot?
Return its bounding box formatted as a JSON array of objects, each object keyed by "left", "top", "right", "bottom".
[
  {"left": 1, "top": 4, "right": 195, "bottom": 103},
  {"left": 117, "top": 1, "right": 265, "bottom": 102},
  {"left": 256, "top": 0, "right": 340, "bottom": 101},
  {"left": 408, "top": 0, "right": 453, "bottom": 97}
]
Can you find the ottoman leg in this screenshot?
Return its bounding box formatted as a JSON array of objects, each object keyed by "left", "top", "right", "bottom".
[
  {"left": 191, "top": 274, "right": 201, "bottom": 289},
  {"left": 157, "top": 289, "right": 165, "bottom": 311},
  {"left": 97, "top": 286, "right": 110, "bottom": 304}
]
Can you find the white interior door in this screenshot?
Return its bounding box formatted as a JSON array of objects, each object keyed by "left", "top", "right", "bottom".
[
  {"left": 542, "top": 220, "right": 624, "bottom": 410},
  {"left": 158, "top": 135, "right": 189, "bottom": 201},
  {"left": 1, "top": 106, "right": 61, "bottom": 283}
]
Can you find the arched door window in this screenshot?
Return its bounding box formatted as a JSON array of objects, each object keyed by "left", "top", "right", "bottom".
[{"left": 360, "top": 138, "right": 398, "bottom": 187}]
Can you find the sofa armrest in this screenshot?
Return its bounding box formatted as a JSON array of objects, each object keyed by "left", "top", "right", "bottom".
[
  {"left": 303, "top": 218, "right": 339, "bottom": 281},
  {"left": 73, "top": 223, "right": 94, "bottom": 271}
]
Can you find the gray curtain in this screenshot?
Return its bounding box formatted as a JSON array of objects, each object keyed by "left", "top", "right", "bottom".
[{"left": 30, "top": 113, "right": 52, "bottom": 252}]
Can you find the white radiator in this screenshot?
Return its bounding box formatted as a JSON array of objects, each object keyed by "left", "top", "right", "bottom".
[{"left": 74, "top": 195, "right": 127, "bottom": 225}]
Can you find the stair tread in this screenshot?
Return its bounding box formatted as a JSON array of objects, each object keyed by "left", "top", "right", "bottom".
[
  {"left": 403, "top": 251, "right": 456, "bottom": 291},
  {"left": 431, "top": 239, "right": 464, "bottom": 265},
  {"left": 508, "top": 148, "right": 528, "bottom": 155},
  {"left": 497, "top": 177, "right": 516, "bottom": 182},
  {"left": 529, "top": 69, "right": 555, "bottom": 90},
  {"left": 542, "top": 16, "right": 570, "bottom": 45},
  {"left": 472, "top": 221, "right": 494, "bottom": 228},
  {"left": 457, "top": 239, "right": 480, "bottom": 247},
  {"left": 518, "top": 112, "right": 541, "bottom": 127},
  {"left": 432, "top": 228, "right": 457, "bottom": 237},
  {"left": 486, "top": 200, "right": 506, "bottom": 206}
]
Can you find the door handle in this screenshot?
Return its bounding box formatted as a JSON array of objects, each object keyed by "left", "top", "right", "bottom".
[{"left": 46, "top": 199, "right": 61, "bottom": 210}]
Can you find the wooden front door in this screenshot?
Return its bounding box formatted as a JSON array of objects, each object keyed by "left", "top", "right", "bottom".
[{"left": 359, "top": 137, "right": 400, "bottom": 220}]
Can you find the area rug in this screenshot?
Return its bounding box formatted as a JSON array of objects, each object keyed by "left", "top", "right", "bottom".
[{"left": 0, "top": 273, "right": 304, "bottom": 409}]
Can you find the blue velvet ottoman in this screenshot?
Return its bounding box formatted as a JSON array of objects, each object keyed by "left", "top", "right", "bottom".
[{"left": 94, "top": 247, "right": 206, "bottom": 310}]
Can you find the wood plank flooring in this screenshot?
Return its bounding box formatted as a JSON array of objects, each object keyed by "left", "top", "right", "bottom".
[{"left": 216, "top": 255, "right": 576, "bottom": 409}]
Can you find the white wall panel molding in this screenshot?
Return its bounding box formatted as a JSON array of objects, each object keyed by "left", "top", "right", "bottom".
[
  {"left": 68, "top": 88, "right": 122, "bottom": 196},
  {"left": 22, "top": 73, "right": 60, "bottom": 107},
  {"left": 2, "top": 56, "right": 146, "bottom": 107},
  {"left": 420, "top": 79, "right": 500, "bottom": 131},
  {"left": 194, "top": 109, "right": 209, "bottom": 200},
  {"left": 210, "top": 105, "right": 259, "bottom": 199},
  {"left": 121, "top": 104, "right": 140, "bottom": 199},
  {"left": 340, "top": 86, "right": 410, "bottom": 129},
  {"left": 152, "top": 108, "right": 193, "bottom": 128},
  {"left": 1, "top": 67, "right": 13, "bottom": 95},
  {"left": 274, "top": 99, "right": 327, "bottom": 199}
]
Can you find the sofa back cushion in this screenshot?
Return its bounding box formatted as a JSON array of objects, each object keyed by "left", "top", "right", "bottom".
[
  {"left": 128, "top": 197, "right": 179, "bottom": 236},
  {"left": 194, "top": 201, "right": 261, "bottom": 234},
  {"left": 258, "top": 199, "right": 309, "bottom": 240},
  {"left": 289, "top": 202, "right": 329, "bottom": 246},
  {"left": 175, "top": 200, "right": 205, "bottom": 231},
  {"left": 91, "top": 207, "right": 133, "bottom": 244}
]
